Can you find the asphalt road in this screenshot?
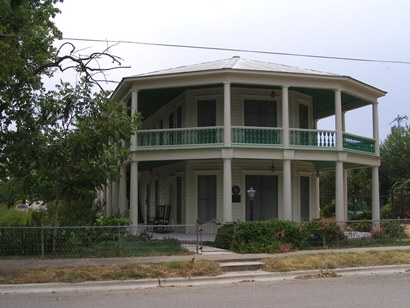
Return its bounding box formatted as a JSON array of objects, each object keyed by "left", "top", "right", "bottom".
[{"left": 2, "top": 272, "right": 410, "bottom": 308}]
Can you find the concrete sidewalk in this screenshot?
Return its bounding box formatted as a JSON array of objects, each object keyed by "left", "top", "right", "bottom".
[{"left": 1, "top": 245, "right": 410, "bottom": 270}]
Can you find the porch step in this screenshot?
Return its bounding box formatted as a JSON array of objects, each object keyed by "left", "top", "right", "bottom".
[{"left": 219, "top": 260, "right": 265, "bottom": 272}]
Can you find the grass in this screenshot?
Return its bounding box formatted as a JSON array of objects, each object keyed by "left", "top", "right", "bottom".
[
  {"left": 263, "top": 250, "right": 410, "bottom": 272},
  {"left": 2, "top": 250, "right": 410, "bottom": 284},
  {"left": 0, "top": 259, "right": 222, "bottom": 284}
]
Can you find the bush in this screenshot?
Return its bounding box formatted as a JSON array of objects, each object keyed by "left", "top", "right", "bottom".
[
  {"left": 349, "top": 220, "right": 373, "bottom": 232},
  {"left": 0, "top": 207, "right": 31, "bottom": 226},
  {"left": 381, "top": 220, "right": 406, "bottom": 239},
  {"left": 214, "top": 224, "right": 235, "bottom": 249},
  {"left": 230, "top": 220, "right": 306, "bottom": 253},
  {"left": 302, "top": 219, "right": 346, "bottom": 247}
]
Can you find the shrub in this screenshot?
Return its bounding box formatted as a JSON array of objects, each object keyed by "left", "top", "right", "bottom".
[
  {"left": 0, "top": 208, "right": 31, "bottom": 227},
  {"left": 381, "top": 220, "right": 406, "bottom": 239},
  {"left": 349, "top": 220, "right": 373, "bottom": 232},
  {"left": 214, "top": 224, "right": 235, "bottom": 249},
  {"left": 303, "top": 219, "right": 346, "bottom": 247},
  {"left": 230, "top": 220, "right": 306, "bottom": 253}
]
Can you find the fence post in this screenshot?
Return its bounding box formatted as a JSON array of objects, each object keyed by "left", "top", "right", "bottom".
[
  {"left": 41, "top": 224, "right": 45, "bottom": 259},
  {"left": 196, "top": 219, "right": 199, "bottom": 254},
  {"left": 398, "top": 216, "right": 402, "bottom": 242},
  {"left": 117, "top": 223, "right": 122, "bottom": 248}
]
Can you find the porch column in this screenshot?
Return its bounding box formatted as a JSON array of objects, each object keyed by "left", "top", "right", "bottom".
[
  {"left": 315, "top": 173, "right": 320, "bottom": 219},
  {"left": 335, "top": 89, "right": 343, "bottom": 150},
  {"left": 283, "top": 159, "right": 292, "bottom": 220},
  {"left": 106, "top": 181, "right": 112, "bottom": 215},
  {"left": 118, "top": 164, "right": 127, "bottom": 215},
  {"left": 224, "top": 82, "right": 232, "bottom": 146},
  {"left": 129, "top": 160, "right": 139, "bottom": 227},
  {"left": 343, "top": 169, "right": 348, "bottom": 221},
  {"left": 373, "top": 102, "right": 380, "bottom": 155},
  {"left": 112, "top": 181, "right": 118, "bottom": 212},
  {"left": 335, "top": 161, "right": 344, "bottom": 222},
  {"left": 223, "top": 157, "right": 232, "bottom": 223},
  {"left": 282, "top": 85, "right": 290, "bottom": 148},
  {"left": 131, "top": 89, "right": 139, "bottom": 151},
  {"left": 372, "top": 166, "right": 380, "bottom": 226}
]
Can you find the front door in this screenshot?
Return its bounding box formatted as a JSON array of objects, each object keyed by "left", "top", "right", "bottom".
[
  {"left": 300, "top": 176, "right": 310, "bottom": 221},
  {"left": 198, "top": 175, "right": 217, "bottom": 223},
  {"left": 245, "top": 175, "right": 278, "bottom": 221}
]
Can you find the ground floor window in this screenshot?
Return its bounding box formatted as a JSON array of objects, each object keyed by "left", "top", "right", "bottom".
[
  {"left": 198, "top": 175, "right": 217, "bottom": 223},
  {"left": 245, "top": 175, "right": 278, "bottom": 221}
]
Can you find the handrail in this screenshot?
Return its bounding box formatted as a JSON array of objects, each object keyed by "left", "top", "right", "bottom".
[
  {"left": 232, "top": 126, "right": 282, "bottom": 145},
  {"left": 290, "top": 128, "right": 336, "bottom": 148}
]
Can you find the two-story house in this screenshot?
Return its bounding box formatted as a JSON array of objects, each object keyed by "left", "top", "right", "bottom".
[{"left": 105, "top": 57, "right": 385, "bottom": 226}]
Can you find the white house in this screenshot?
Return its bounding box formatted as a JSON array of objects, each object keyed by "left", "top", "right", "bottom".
[{"left": 105, "top": 57, "right": 386, "bottom": 226}]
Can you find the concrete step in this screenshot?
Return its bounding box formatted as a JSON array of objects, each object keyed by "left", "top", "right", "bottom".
[{"left": 219, "top": 261, "right": 265, "bottom": 272}]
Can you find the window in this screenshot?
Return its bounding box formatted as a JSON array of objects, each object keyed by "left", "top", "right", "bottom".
[
  {"left": 197, "top": 100, "right": 216, "bottom": 127},
  {"left": 245, "top": 99, "right": 277, "bottom": 127}
]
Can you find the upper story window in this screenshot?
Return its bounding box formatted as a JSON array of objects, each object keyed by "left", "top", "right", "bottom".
[
  {"left": 244, "top": 99, "right": 277, "bottom": 127},
  {"left": 197, "top": 99, "right": 216, "bottom": 127}
]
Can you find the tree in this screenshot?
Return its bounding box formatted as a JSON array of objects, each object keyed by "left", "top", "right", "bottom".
[
  {"left": 380, "top": 124, "right": 410, "bottom": 195},
  {"left": 0, "top": 0, "right": 139, "bottom": 235},
  {"left": 0, "top": 0, "right": 62, "bottom": 128}
]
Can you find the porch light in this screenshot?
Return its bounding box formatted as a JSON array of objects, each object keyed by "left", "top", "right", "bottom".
[
  {"left": 247, "top": 187, "right": 256, "bottom": 221},
  {"left": 247, "top": 187, "right": 256, "bottom": 200},
  {"left": 270, "top": 89, "right": 276, "bottom": 98}
]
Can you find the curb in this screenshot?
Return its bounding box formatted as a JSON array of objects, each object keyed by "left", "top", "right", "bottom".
[{"left": 1, "top": 264, "right": 409, "bottom": 294}]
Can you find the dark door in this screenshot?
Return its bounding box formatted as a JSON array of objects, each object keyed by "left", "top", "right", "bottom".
[
  {"left": 244, "top": 100, "right": 277, "bottom": 144},
  {"left": 245, "top": 175, "right": 278, "bottom": 221},
  {"left": 299, "top": 104, "right": 310, "bottom": 145},
  {"left": 176, "top": 177, "right": 182, "bottom": 224},
  {"left": 300, "top": 176, "right": 310, "bottom": 221},
  {"left": 197, "top": 100, "right": 216, "bottom": 143},
  {"left": 198, "top": 175, "right": 217, "bottom": 223}
]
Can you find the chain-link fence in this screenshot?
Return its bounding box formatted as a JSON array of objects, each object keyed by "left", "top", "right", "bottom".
[
  {"left": 1, "top": 219, "right": 409, "bottom": 258},
  {"left": 0, "top": 222, "right": 223, "bottom": 259}
]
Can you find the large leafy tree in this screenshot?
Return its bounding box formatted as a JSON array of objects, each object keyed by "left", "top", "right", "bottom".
[
  {"left": 0, "top": 0, "right": 62, "bottom": 128},
  {"left": 0, "top": 0, "right": 139, "bottom": 230},
  {"left": 380, "top": 124, "right": 410, "bottom": 195}
]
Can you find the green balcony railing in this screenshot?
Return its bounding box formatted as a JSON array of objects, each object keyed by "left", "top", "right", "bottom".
[
  {"left": 343, "top": 133, "right": 375, "bottom": 153},
  {"left": 290, "top": 129, "right": 336, "bottom": 148},
  {"left": 137, "top": 127, "right": 224, "bottom": 147},
  {"left": 232, "top": 126, "right": 282, "bottom": 145}
]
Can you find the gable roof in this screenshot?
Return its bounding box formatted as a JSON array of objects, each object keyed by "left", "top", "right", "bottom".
[{"left": 135, "top": 56, "right": 339, "bottom": 78}]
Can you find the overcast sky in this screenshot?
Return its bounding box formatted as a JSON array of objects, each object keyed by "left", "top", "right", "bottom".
[{"left": 53, "top": 0, "right": 410, "bottom": 141}]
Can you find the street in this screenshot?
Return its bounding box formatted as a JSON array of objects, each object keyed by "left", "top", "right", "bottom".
[{"left": 1, "top": 272, "right": 410, "bottom": 308}]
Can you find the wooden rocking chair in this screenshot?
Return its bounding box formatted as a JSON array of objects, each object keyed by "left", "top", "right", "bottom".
[{"left": 148, "top": 204, "right": 172, "bottom": 233}]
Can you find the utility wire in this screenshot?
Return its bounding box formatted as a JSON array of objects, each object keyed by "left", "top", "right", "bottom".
[{"left": 61, "top": 37, "right": 410, "bottom": 65}]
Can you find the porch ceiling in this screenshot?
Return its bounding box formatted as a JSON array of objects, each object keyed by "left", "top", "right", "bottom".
[
  {"left": 137, "top": 85, "right": 370, "bottom": 120},
  {"left": 139, "top": 85, "right": 219, "bottom": 119},
  {"left": 293, "top": 88, "right": 370, "bottom": 120}
]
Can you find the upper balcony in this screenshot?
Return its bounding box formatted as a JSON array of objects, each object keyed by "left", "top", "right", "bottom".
[{"left": 136, "top": 126, "right": 376, "bottom": 154}]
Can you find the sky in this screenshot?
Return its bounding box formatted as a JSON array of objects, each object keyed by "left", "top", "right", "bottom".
[{"left": 52, "top": 0, "right": 410, "bottom": 141}]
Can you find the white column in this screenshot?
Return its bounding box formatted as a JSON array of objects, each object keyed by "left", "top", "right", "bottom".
[
  {"left": 106, "top": 181, "right": 112, "bottom": 215},
  {"left": 343, "top": 169, "right": 348, "bottom": 221},
  {"left": 118, "top": 164, "right": 127, "bottom": 215},
  {"left": 282, "top": 86, "right": 290, "bottom": 148},
  {"left": 373, "top": 102, "right": 380, "bottom": 156},
  {"left": 283, "top": 159, "right": 292, "bottom": 220},
  {"left": 372, "top": 166, "right": 380, "bottom": 225},
  {"left": 315, "top": 174, "right": 320, "bottom": 219},
  {"left": 335, "top": 89, "right": 343, "bottom": 150},
  {"left": 223, "top": 158, "right": 232, "bottom": 223},
  {"left": 224, "top": 82, "right": 231, "bottom": 147},
  {"left": 129, "top": 160, "right": 139, "bottom": 226},
  {"left": 335, "top": 161, "right": 344, "bottom": 222},
  {"left": 131, "top": 90, "right": 138, "bottom": 151},
  {"left": 111, "top": 181, "right": 118, "bottom": 212}
]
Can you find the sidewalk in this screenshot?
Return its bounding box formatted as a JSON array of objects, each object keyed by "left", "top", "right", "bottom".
[{"left": 1, "top": 245, "right": 409, "bottom": 270}]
